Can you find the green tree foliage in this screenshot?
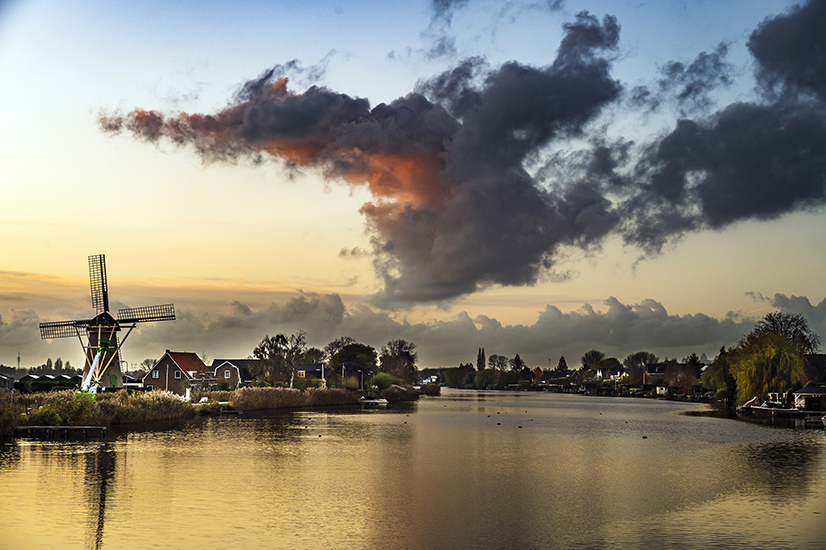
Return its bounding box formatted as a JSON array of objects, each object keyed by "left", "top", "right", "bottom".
[
  {"left": 251, "top": 331, "right": 308, "bottom": 387},
  {"left": 701, "top": 346, "right": 737, "bottom": 400},
  {"left": 380, "top": 339, "right": 418, "bottom": 384},
  {"left": 475, "top": 368, "right": 497, "bottom": 389},
  {"left": 743, "top": 312, "right": 821, "bottom": 354},
  {"left": 731, "top": 333, "right": 805, "bottom": 403},
  {"left": 581, "top": 350, "right": 605, "bottom": 371},
  {"left": 323, "top": 336, "right": 357, "bottom": 361},
  {"left": 328, "top": 342, "right": 378, "bottom": 379},
  {"left": 372, "top": 372, "right": 401, "bottom": 391},
  {"left": 445, "top": 363, "right": 475, "bottom": 387},
  {"left": 476, "top": 347, "right": 486, "bottom": 372}
]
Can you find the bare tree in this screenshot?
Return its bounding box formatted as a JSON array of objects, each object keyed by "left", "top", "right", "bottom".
[
  {"left": 581, "top": 349, "right": 605, "bottom": 371},
  {"left": 743, "top": 312, "right": 821, "bottom": 354}
]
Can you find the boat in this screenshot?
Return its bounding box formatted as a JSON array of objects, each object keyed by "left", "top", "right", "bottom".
[
  {"left": 359, "top": 397, "right": 388, "bottom": 407},
  {"left": 736, "top": 396, "right": 806, "bottom": 418}
]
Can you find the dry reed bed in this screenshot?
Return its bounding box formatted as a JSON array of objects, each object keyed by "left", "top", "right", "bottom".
[{"left": 229, "top": 387, "right": 358, "bottom": 410}]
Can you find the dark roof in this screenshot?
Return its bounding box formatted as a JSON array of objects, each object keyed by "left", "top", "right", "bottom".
[
  {"left": 793, "top": 385, "right": 826, "bottom": 396},
  {"left": 211, "top": 359, "right": 261, "bottom": 382}
]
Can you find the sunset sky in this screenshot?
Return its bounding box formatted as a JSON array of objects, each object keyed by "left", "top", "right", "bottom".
[{"left": 2, "top": 0, "right": 825, "bottom": 371}]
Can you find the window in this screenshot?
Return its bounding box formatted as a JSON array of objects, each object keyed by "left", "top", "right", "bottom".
[
  {"left": 224, "top": 370, "right": 231, "bottom": 379},
  {"left": 174, "top": 370, "right": 181, "bottom": 380},
  {"left": 152, "top": 370, "right": 159, "bottom": 379}
]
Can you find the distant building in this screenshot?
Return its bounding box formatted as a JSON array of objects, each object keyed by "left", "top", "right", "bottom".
[
  {"left": 210, "top": 359, "right": 260, "bottom": 390},
  {"left": 142, "top": 350, "right": 210, "bottom": 395}
]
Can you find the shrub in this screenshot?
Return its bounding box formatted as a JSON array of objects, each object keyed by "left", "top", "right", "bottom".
[
  {"left": 384, "top": 384, "right": 420, "bottom": 402},
  {"left": 372, "top": 372, "right": 401, "bottom": 391},
  {"left": 421, "top": 383, "right": 441, "bottom": 396}
]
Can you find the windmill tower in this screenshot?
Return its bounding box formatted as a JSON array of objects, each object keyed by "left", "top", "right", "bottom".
[{"left": 39, "top": 254, "right": 175, "bottom": 391}]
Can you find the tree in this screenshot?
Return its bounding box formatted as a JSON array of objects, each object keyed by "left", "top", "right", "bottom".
[
  {"left": 701, "top": 346, "right": 736, "bottom": 400},
  {"left": 488, "top": 354, "right": 508, "bottom": 371},
  {"left": 509, "top": 354, "right": 526, "bottom": 372},
  {"left": 476, "top": 348, "right": 486, "bottom": 372},
  {"left": 533, "top": 367, "right": 543, "bottom": 382},
  {"left": 743, "top": 312, "right": 821, "bottom": 354},
  {"left": 139, "top": 358, "right": 156, "bottom": 371},
  {"left": 581, "top": 350, "right": 605, "bottom": 371},
  {"left": 623, "top": 351, "right": 658, "bottom": 371},
  {"left": 731, "top": 332, "right": 805, "bottom": 403},
  {"left": 252, "top": 331, "right": 308, "bottom": 387},
  {"left": 304, "top": 347, "right": 324, "bottom": 364},
  {"left": 323, "top": 336, "right": 357, "bottom": 361},
  {"left": 328, "top": 342, "right": 378, "bottom": 381},
  {"left": 555, "top": 356, "right": 568, "bottom": 373},
  {"left": 380, "top": 339, "right": 418, "bottom": 384},
  {"left": 475, "top": 369, "right": 497, "bottom": 389}
]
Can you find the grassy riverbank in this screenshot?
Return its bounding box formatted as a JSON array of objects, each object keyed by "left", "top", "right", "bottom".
[
  {"left": 0, "top": 383, "right": 423, "bottom": 437},
  {"left": 0, "top": 389, "right": 194, "bottom": 436}
]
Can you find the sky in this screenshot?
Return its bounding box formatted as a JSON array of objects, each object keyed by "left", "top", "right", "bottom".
[{"left": 2, "top": 0, "right": 825, "bottom": 371}]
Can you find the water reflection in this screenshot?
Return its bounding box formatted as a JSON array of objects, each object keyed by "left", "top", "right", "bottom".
[
  {"left": 1, "top": 392, "right": 824, "bottom": 550},
  {"left": 84, "top": 444, "right": 115, "bottom": 550}
]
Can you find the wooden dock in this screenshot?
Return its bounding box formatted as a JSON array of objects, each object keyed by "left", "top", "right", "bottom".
[{"left": 14, "top": 426, "right": 107, "bottom": 440}]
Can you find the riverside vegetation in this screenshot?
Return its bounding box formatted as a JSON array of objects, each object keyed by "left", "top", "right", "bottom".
[{"left": 0, "top": 376, "right": 423, "bottom": 436}]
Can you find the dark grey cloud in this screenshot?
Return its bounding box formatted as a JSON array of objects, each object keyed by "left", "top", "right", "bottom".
[
  {"left": 630, "top": 43, "right": 734, "bottom": 113},
  {"left": 20, "top": 289, "right": 826, "bottom": 370},
  {"left": 748, "top": 0, "right": 826, "bottom": 100},
  {"left": 100, "top": 2, "right": 826, "bottom": 308},
  {"left": 117, "top": 293, "right": 761, "bottom": 369}
]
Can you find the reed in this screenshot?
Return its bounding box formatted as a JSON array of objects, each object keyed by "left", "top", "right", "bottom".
[
  {"left": 230, "top": 386, "right": 358, "bottom": 410},
  {"left": 0, "top": 389, "right": 195, "bottom": 435}
]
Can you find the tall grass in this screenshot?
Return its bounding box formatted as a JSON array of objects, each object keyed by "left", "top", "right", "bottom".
[
  {"left": 230, "top": 387, "right": 358, "bottom": 410},
  {"left": 0, "top": 390, "right": 195, "bottom": 436}
]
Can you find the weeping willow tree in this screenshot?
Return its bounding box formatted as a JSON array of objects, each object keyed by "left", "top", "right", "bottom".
[{"left": 730, "top": 332, "right": 805, "bottom": 403}]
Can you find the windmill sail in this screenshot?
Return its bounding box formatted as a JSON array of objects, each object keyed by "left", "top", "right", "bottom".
[
  {"left": 89, "top": 254, "right": 109, "bottom": 314},
  {"left": 118, "top": 304, "right": 175, "bottom": 324},
  {"left": 40, "top": 319, "right": 93, "bottom": 339},
  {"left": 37, "top": 254, "right": 176, "bottom": 391}
]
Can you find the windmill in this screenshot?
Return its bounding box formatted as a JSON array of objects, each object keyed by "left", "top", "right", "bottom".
[{"left": 39, "top": 254, "right": 175, "bottom": 392}]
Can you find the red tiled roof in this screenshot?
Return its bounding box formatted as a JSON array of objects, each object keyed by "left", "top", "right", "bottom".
[{"left": 167, "top": 352, "right": 208, "bottom": 375}]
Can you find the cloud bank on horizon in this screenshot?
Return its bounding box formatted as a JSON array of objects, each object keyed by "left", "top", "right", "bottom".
[
  {"left": 98, "top": 1, "right": 826, "bottom": 311},
  {"left": 10, "top": 290, "right": 826, "bottom": 369}
]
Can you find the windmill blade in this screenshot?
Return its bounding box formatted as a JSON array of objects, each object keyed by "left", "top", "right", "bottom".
[
  {"left": 40, "top": 319, "right": 93, "bottom": 339},
  {"left": 89, "top": 254, "right": 109, "bottom": 314},
  {"left": 117, "top": 304, "right": 175, "bottom": 324}
]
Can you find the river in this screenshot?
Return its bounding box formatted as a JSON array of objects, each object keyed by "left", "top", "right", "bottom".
[{"left": 1, "top": 389, "right": 824, "bottom": 549}]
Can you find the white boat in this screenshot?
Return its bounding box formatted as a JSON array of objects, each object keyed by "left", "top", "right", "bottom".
[{"left": 359, "top": 397, "right": 388, "bottom": 407}]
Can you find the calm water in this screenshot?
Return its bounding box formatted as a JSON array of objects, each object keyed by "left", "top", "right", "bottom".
[{"left": 1, "top": 390, "right": 824, "bottom": 549}]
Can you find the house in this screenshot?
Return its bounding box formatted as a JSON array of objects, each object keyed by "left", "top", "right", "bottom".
[
  {"left": 792, "top": 386, "right": 826, "bottom": 412},
  {"left": 297, "top": 363, "right": 327, "bottom": 380},
  {"left": 595, "top": 365, "right": 624, "bottom": 381},
  {"left": 142, "top": 350, "right": 210, "bottom": 395},
  {"left": 210, "top": 359, "right": 260, "bottom": 390}
]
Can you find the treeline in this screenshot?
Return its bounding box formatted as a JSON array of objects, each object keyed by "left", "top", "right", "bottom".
[
  {"left": 249, "top": 332, "right": 420, "bottom": 389},
  {"left": 435, "top": 312, "right": 824, "bottom": 403},
  {"left": 0, "top": 357, "right": 81, "bottom": 378}
]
